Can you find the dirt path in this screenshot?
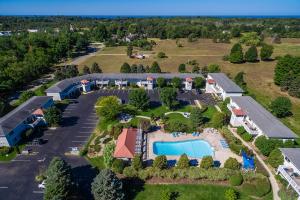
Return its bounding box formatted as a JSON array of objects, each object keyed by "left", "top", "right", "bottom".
[{"left": 228, "top": 127, "right": 280, "bottom": 200}]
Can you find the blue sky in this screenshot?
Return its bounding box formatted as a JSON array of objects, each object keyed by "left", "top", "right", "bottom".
[{"left": 0, "top": 0, "right": 299, "bottom": 16}]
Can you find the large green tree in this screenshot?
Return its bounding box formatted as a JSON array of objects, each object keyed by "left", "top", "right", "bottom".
[
  {"left": 260, "top": 44, "right": 274, "bottom": 61},
  {"left": 244, "top": 46, "right": 258, "bottom": 62},
  {"left": 171, "top": 77, "right": 182, "bottom": 89},
  {"left": 44, "top": 157, "right": 72, "bottom": 200},
  {"left": 44, "top": 106, "right": 62, "bottom": 127},
  {"left": 91, "top": 169, "right": 124, "bottom": 200},
  {"left": 159, "top": 87, "right": 178, "bottom": 109},
  {"left": 91, "top": 62, "right": 102, "bottom": 73},
  {"left": 193, "top": 77, "right": 205, "bottom": 89},
  {"left": 190, "top": 108, "right": 205, "bottom": 129},
  {"left": 96, "top": 96, "right": 121, "bottom": 120},
  {"left": 270, "top": 97, "right": 292, "bottom": 118},
  {"left": 156, "top": 77, "right": 166, "bottom": 88},
  {"left": 120, "top": 62, "right": 131, "bottom": 73},
  {"left": 150, "top": 61, "right": 161, "bottom": 73},
  {"left": 128, "top": 89, "right": 150, "bottom": 110},
  {"left": 229, "top": 43, "right": 244, "bottom": 63}
]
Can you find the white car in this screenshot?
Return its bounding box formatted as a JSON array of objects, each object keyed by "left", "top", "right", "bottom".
[
  {"left": 183, "top": 112, "right": 190, "bottom": 118},
  {"left": 38, "top": 180, "right": 46, "bottom": 189}
]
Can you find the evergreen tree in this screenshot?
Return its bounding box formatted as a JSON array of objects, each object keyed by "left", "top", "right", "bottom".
[
  {"left": 234, "top": 71, "right": 247, "bottom": 91},
  {"left": 132, "top": 154, "right": 143, "bottom": 170},
  {"left": 192, "top": 65, "right": 200, "bottom": 73},
  {"left": 260, "top": 44, "right": 274, "bottom": 61},
  {"left": 270, "top": 97, "right": 292, "bottom": 118},
  {"left": 91, "top": 169, "right": 124, "bottom": 200},
  {"left": 190, "top": 108, "right": 205, "bottom": 129},
  {"left": 229, "top": 43, "right": 244, "bottom": 63},
  {"left": 127, "top": 45, "right": 133, "bottom": 57},
  {"left": 136, "top": 64, "right": 145, "bottom": 73},
  {"left": 130, "top": 64, "right": 138, "bottom": 73},
  {"left": 244, "top": 46, "right": 258, "bottom": 62},
  {"left": 91, "top": 62, "right": 102, "bottom": 73},
  {"left": 156, "top": 77, "right": 166, "bottom": 88},
  {"left": 82, "top": 65, "right": 91, "bottom": 74},
  {"left": 177, "top": 154, "right": 190, "bottom": 169},
  {"left": 178, "top": 64, "right": 186, "bottom": 73},
  {"left": 44, "top": 106, "right": 62, "bottom": 127},
  {"left": 44, "top": 157, "right": 72, "bottom": 200},
  {"left": 150, "top": 61, "right": 161, "bottom": 73},
  {"left": 120, "top": 62, "right": 131, "bottom": 73}
]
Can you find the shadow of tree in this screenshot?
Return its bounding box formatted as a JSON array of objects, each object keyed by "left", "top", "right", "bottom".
[{"left": 123, "top": 178, "right": 145, "bottom": 200}]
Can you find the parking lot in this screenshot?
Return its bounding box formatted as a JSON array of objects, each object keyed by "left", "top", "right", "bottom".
[{"left": 0, "top": 88, "right": 215, "bottom": 200}]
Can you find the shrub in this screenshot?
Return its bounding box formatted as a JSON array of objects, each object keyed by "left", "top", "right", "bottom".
[
  {"left": 255, "top": 136, "right": 281, "bottom": 156},
  {"left": 224, "top": 157, "right": 240, "bottom": 170},
  {"left": 176, "top": 154, "right": 190, "bottom": 169},
  {"left": 103, "top": 142, "right": 115, "bottom": 168},
  {"left": 112, "top": 159, "right": 125, "bottom": 174},
  {"left": 267, "top": 148, "right": 284, "bottom": 168},
  {"left": 270, "top": 97, "right": 292, "bottom": 118},
  {"left": 132, "top": 154, "right": 143, "bottom": 170},
  {"left": 241, "top": 132, "right": 253, "bottom": 142},
  {"left": 229, "top": 173, "right": 243, "bottom": 186},
  {"left": 242, "top": 178, "right": 271, "bottom": 197},
  {"left": 157, "top": 52, "right": 167, "bottom": 58},
  {"left": 123, "top": 166, "right": 138, "bottom": 177},
  {"left": 208, "top": 64, "right": 220, "bottom": 73},
  {"left": 200, "top": 156, "right": 214, "bottom": 169},
  {"left": 0, "top": 146, "right": 12, "bottom": 156},
  {"left": 237, "top": 126, "right": 246, "bottom": 135},
  {"left": 225, "top": 188, "right": 238, "bottom": 200},
  {"left": 153, "top": 155, "right": 167, "bottom": 170}
]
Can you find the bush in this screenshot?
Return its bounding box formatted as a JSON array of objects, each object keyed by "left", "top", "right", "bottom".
[
  {"left": 200, "top": 156, "right": 214, "bottom": 169},
  {"left": 270, "top": 97, "right": 292, "bottom": 118},
  {"left": 237, "top": 126, "right": 246, "bottom": 135},
  {"left": 132, "top": 154, "right": 143, "bottom": 170},
  {"left": 157, "top": 52, "right": 167, "bottom": 58},
  {"left": 242, "top": 178, "right": 271, "bottom": 197},
  {"left": 229, "top": 173, "right": 243, "bottom": 186},
  {"left": 225, "top": 188, "right": 238, "bottom": 200},
  {"left": 112, "top": 159, "right": 125, "bottom": 174},
  {"left": 176, "top": 154, "right": 190, "bottom": 169},
  {"left": 224, "top": 157, "right": 240, "bottom": 170},
  {"left": 153, "top": 155, "right": 167, "bottom": 170},
  {"left": 267, "top": 148, "right": 284, "bottom": 168},
  {"left": 0, "top": 146, "right": 12, "bottom": 156},
  {"left": 255, "top": 136, "right": 281, "bottom": 156},
  {"left": 123, "top": 166, "right": 138, "bottom": 177},
  {"left": 241, "top": 132, "right": 253, "bottom": 142}
]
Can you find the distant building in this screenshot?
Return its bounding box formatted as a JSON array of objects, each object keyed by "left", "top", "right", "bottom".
[
  {"left": 184, "top": 77, "right": 193, "bottom": 91},
  {"left": 205, "top": 73, "right": 244, "bottom": 100},
  {"left": 0, "top": 96, "right": 53, "bottom": 147},
  {"left": 27, "top": 29, "right": 38, "bottom": 33},
  {"left": 228, "top": 96, "right": 298, "bottom": 140},
  {"left": 137, "top": 76, "right": 154, "bottom": 90},
  {"left": 0, "top": 31, "right": 12, "bottom": 36}
]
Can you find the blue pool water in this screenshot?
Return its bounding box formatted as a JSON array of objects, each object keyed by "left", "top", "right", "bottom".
[{"left": 153, "top": 140, "right": 214, "bottom": 158}]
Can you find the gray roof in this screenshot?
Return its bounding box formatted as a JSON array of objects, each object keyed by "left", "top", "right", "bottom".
[
  {"left": 208, "top": 73, "right": 244, "bottom": 93},
  {"left": 280, "top": 148, "right": 300, "bottom": 170},
  {"left": 231, "top": 96, "right": 298, "bottom": 139},
  {"left": 46, "top": 73, "right": 203, "bottom": 93},
  {"left": 0, "top": 96, "right": 53, "bottom": 136}
]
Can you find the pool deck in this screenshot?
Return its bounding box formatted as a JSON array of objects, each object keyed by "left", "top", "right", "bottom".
[{"left": 146, "top": 128, "right": 241, "bottom": 167}]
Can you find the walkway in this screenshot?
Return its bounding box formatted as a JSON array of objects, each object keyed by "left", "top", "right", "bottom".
[{"left": 228, "top": 127, "right": 280, "bottom": 200}]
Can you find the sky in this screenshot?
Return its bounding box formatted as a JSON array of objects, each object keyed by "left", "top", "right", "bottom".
[{"left": 0, "top": 0, "right": 300, "bottom": 16}]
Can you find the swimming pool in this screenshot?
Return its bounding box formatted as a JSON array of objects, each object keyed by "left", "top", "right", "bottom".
[{"left": 153, "top": 140, "right": 214, "bottom": 158}]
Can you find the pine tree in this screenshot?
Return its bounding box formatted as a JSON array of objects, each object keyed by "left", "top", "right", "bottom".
[
  {"left": 150, "top": 61, "right": 161, "bottom": 73},
  {"left": 82, "top": 65, "right": 91, "bottom": 74},
  {"left": 244, "top": 46, "right": 258, "bottom": 62},
  {"left": 229, "top": 43, "right": 244, "bottom": 63},
  {"left": 120, "top": 62, "right": 131, "bottom": 73},
  {"left": 260, "top": 44, "right": 274, "bottom": 61},
  {"left": 127, "top": 45, "right": 133, "bottom": 57},
  {"left": 91, "top": 62, "right": 102, "bottom": 73},
  {"left": 178, "top": 64, "right": 186, "bottom": 73},
  {"left": 177, "top": 154, "right": 190, "bottom": 169}
]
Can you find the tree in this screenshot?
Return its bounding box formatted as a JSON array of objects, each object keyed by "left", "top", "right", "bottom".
[
  {"left": 244, "top": 46, "right": 258, "bottom": 62},
  {"left": 234, "top": 71, "right": 247, "bottom": 91},
  {"left": 82, "top": 65, "right": 91, "bottom": 74},
  {"left": 200, "top": 156, "right": 214, "bottom": 169},
  {"left": 130, "top": 64, "right": 138, "bottom": 73},
  {"left": 267, "top": 148, "right": 284, "bottom": 168},
  {"left": 44, "top": 157, "right": 72, "bottom": 200},
  {"left": 156, "top": 77, "right": 166, "bottom": 88},
  {"left": 231, "top": 27, "right": 241, "bottom": 37},
  {"left": 255, "top": 136, "right": 281, "bottom": 156},
  {"left": 127, "top": 45, "right": 133, "bottom": 57},
  {"left": 190, "top": 108, "right": 205, "bottom": 129},
  {"left": 260, "top": 44, "right": 274, "bottom": 61},
  {"left": 96, "top": 96, "right": 121, "bottom": 120},
  {"left": 132, "top": 154, "right": 143, "bottom": 170},
  {"left": 19, "top": 90, "right": 35, "bottom": 104},
  {"left": 229, "top": 43, "right": 244, "bottom": 63},
  {"left": 211, "top": 112, "right": 227, "bottom": 128},
  {"left": 177, "top": 154, "right": 190, "bottom": 169},
  {"left": 120, "top": 62, "right": 131, "bottom": 73},
  {"left": 171, "top": 77, "right": 181, "bottom": 89},
  {"left": 240, "top": 32, "right": 261, "bottom": 46},
  {"left": 91, "top": 62, "right": 102, "bottom": 73},
  {"left": 207, "top": 64, "right": 220, "bottom": 73},
  {"left": 103, "top": 142, "right": 115, "bottom": 168},
  {"left": 178, "top": 64, "right": 186, "bottom": 73},
  {"left": 165, "top": 119, "right": 188, "bottom": 133},
  {"left": 137, "top": 64, "right": 145, "bottom": 73},
  {"left": 159, "top": 88, "right": 178, "bottom": 109},
  {"left": 93, "top": 25, "right": 109, "bottom": 42},
  {"left": 112, "top": 159, "right": 125, "bottom": 174},
  {"left": 153, "top": 155, "right": 167, "bottom": 169},
  {"left": 270, "top": 97, "right": 292, "bottom": 118},
  {"left": 129, "top": 89, "right": 150, "bottom": 110},
  {"left": 44, "top": 106, "right": 62, "bottom": 127},
  {"left": 192, "top": 65, "right": 200, "bottom": 73},
  {"left": 150, "top": 61, "right": 161, "bottom": 73},
  {"left": 194, "top": 77, "right": 205, "bottom": 89},
  {"left": 224, "top": 157, "right": 240, "bottom": 170},
  {"left": 225, "top": 188, "right": 238, "bottom": 200},
  {"left": 157, "top": 52, "right": 166, "bottom": 58},
  {"left": 91, "top": 169, "right": 124, "bottom": 200}
]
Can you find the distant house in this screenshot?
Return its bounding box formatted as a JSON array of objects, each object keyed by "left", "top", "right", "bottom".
[
  {"left": 137, "top": 76, "right": 154, "bottom": 90},
  {"left": 0, "top": 96, "right": 54, "bottom": 147},
  {"left": 113, "top": 128, "right": 143, "bottom": 160},
  {"left": 205, "top": 73, "right": 244, "bottom": 100},
  {"left": 277, "top": 148, "right": 300, "bottom": 198},
  {"left": 228, "top": 96, "right": 298, "bottom": 140},
  {"left": 0, "top": 31, "right": 12, "bottom": 36},
  {"left": 27, "top": 29, "right": 38, "bottom": 33}
]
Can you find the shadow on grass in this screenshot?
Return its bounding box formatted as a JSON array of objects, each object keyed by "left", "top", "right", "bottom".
[{"left": 123, "top": 178, "right": 146, "bottom": 200}]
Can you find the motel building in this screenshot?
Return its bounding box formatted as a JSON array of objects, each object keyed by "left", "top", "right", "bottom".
[
  {"left": 0, "top": 96, "right": 54, "bottom": 147},
  {"left": 136, "top": 76, "right": 154, "bottom": 90},
  {"left": 205, "top": 73, "right": 244, "bottom": 100},
  {"left": 183, "top": 77, "right": 193, "bottom": 91},
  {"left": 227, "top": 96, "right": 298, "bottom": 140},
  {"left": 277, "top": 148, "right": 300, "bottom": 199},
  {"left": 113, "top": 128, "right": 145, "bottom": 160}
]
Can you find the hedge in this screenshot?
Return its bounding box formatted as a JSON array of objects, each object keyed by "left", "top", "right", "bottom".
[
  {"left": 229, "top": 173, "right": 243, "bottom": 186},
  {"left": 0, "top": 146, "right": 12, "bottom": 156}
]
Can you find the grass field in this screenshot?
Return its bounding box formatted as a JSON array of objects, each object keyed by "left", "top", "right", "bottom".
[
  {"left": 79, "top": 37, "right": 300, "bottom": 135},
  {"left": 127, "top": 184, "right": 272, "bottom": 200}
]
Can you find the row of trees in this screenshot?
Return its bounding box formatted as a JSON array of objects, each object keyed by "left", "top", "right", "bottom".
[
  {"left": 120, "top": 62, "right": 161, "bottom": 73},
  {"left": 228, "top": 43, "right": 274, "bottom": 63}
]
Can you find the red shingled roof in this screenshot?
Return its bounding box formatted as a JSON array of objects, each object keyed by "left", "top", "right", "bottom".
[
  {"left": 233, "top": 108, "right": 245, "bottom": 116},
  {"left": 147, "top": 76, "right": 154, "bottom": 81},
  {"left": 81, "top": 79, "right": 89, "bottom": 84},
  {"left": 207, "top": 79, "right": 215, "bottom": 84},
  {"left": 32, "top": 108, "right": 44, "bottom": 116},
  {"left": 114, "top": 128, "right": 137, "bottom": 159},
  {"left": 186, "top": 77, "right": 193, "bottom": 82}
]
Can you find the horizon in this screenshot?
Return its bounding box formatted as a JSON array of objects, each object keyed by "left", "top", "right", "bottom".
[{"left": 0, "top": 0, "right": 300, "bottom": 16}]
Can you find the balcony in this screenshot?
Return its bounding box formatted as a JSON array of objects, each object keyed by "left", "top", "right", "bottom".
[
  {"left": 28, "top": 118, "right": 44, "bottom": 128},
  {"left": 242, "top": 120, "right": 260, "bottom": 136},
  {"left": 278, "top": 165, "right": 300, "bottom": 196},
  {"left": 211, "top": 85, "right": 221, "bottom": 93}
]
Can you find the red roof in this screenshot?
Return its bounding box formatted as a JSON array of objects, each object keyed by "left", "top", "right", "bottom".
[
  {"left": 81, "top": 79, "right": 89, "bottom": 84},
  {"left": 186, "top": 77, "right": 193, "bottom": 82},
  {"left": 32, "top": 108, "right": 44, "bottom": 115},
  {"left": 207, "top": 79, "right": 215, "bottom": 84},
  {"left": 147, "top": 76, "right": 154, "bottom": 81},
  {"left": 114, "top": 128, "right": 137, "bottom": 159},
  {"left": 233, "top": 108, "right": 245, "bottom": 116}
]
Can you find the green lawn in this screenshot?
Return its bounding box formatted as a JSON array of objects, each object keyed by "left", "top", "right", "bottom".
[
  {"left": 0, "top": 144, "right": 26, "bottom": 162},
  {"left": 127, "top": 184, "right": 272, "bottom": 200},
  {"left": 140, "top": 105, "right": 193, "bottom": 117},
  {"left": 86, "top": 156, "right": 105, "bottom": 169}
]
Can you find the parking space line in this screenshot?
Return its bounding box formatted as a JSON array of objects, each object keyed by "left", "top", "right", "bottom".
[
  {"left": 76, "top": 136, "right": 89, "bottom": 138},
  {"left": 12, "top": 159, "right": 31, "bottom": 162},
  {"left": 83, "top": 122, "right": 96, "bottom": 125},
  {"left": 33, "top": 191, "right": 44, "bottom": 194},
  {"left": 0, "top": 186, "right": 8, "bottom": 189},
  {"left": 79, "top": 131, "right": 91, "bottom": 133},
  {"left": 81, "top": 126, "right": 94, "bottom": 128},
  {"left": 72, "top": 141, "right": 86, "bottom": 143}
]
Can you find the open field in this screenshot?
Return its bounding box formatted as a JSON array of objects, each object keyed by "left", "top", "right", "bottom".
[{"left": 79, "top": 38, "right": 300, "bottom": 135}]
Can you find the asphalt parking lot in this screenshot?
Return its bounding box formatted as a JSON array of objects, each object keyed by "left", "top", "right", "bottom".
[{"left": 0, "top": 88, "right": 215, "bottom": 200}]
